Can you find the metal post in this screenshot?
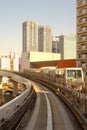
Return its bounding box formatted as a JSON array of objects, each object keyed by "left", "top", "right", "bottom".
[{"left": 85, "top": 97, "right": 87, "bottom": 117}]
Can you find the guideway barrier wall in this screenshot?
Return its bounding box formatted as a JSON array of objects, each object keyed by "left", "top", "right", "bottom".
[{"left": 0, "top": 70, "right": 36, "bottom": 130}]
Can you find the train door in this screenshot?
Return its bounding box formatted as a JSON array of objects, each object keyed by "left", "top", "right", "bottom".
[
  {"left": 55, "top": 69, "right": 65, "bottom": 85},
  {"left": 66, "top": 69, "right": 76, "bottom": 87},
  {"left": 49, "top": 70, "right": 56, "bottom": 81}
]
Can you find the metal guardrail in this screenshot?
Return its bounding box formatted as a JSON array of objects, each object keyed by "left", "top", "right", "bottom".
[{"left": 0, "top": 87, "right": 36, "bottom": 130}]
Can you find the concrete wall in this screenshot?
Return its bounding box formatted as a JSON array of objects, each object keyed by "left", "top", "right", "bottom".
[
  {"left": 20, "top": 52, "right": 30, "bottom": 72},
  {"left": 21, "top": 51, "right": 61, "bottom": 71},
  {"left": 30, "top": 51, "right": 61, "bottom": 62}
]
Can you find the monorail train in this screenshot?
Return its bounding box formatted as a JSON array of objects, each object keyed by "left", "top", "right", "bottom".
[{"left": 25, "top": 67, "right": 84, "bottom": 91}]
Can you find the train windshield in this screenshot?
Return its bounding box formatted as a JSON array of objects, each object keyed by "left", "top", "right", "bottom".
[{"left": 67, "top": 70, "right": 82, "bottom": 79}]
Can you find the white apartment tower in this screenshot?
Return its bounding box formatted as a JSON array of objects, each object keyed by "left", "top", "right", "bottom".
[
  {"left": 22, "top": 20, "right": 38, "bottom": 52},
  {"left": 38, "top": 25, "right": 52, "bottom": 52}
]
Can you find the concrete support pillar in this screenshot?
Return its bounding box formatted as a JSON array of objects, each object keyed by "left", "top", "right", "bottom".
[
  {"left": 0, "top": 90, "right": 4, "bottom": 105},
  {"left": 13, "top": 81, "right": 18, "bottom": 96}
]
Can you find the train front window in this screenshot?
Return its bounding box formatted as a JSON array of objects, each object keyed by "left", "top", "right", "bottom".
[
  {"left": 77, "top": 70, "right": 82, "bottom": 78},
  {"left": 67, "top": 70, "right": 82, "bottom": 79},
  {"left": 67, "top": 70, "right": 76, "bottom": 79}
]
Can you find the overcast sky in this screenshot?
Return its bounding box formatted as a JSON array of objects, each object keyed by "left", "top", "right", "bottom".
[{"left": 0, "top": 0, "right": 76, "bottom": 56}]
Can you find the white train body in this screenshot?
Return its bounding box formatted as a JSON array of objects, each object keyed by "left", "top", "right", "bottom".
[
  {"left": 49, "top": 68, "right": 84, "bottom": 90},
  {"left": 25, "top": 67, "right": 84, "bottom": 91}
]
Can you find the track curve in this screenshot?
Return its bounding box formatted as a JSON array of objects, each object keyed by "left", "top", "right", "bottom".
[{"left": 20, "top": 81, "right": 83, "bottom": 130}]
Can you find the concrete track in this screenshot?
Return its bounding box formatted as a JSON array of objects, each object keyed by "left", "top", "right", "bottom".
[{"left": 20, "top": 82, "right": 83, "bottom": 130}]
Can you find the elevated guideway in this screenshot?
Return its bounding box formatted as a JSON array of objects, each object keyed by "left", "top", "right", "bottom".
[
  {"left": 16, "top": 80, "right": 83, "bottom": 130},
  {"left": 22, "top": 71, "right": 87, "bottom": 130},
  {"left": 0, "top": 70, "right": 36, "bottom": 130},
  {"left": 0, "top": 70, "right": 86, "bottom": 130}
]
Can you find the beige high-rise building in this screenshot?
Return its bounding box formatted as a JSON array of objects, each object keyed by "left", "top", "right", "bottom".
[
  {"left": 76, "top": 0, "right": 87, "bottom": 77},
  {"left": 59, "top": 35, "right": 76, "bottom": 60},
  {"left": 22, "top": 20, "right": 38, "bottom": 52},
  {"left": 38, "top": 25, "right": 52, "bottom": 52}
]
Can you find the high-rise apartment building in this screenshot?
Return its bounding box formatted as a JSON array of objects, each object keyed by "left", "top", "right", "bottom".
[
  {"left": 76, "top": 0, "right": 87, "bottom": 77},
  {"left": 22, "top": 20, "right": 38, "bottom": 52},
  {"left": 38, "top": 25, "right": 52, "bottom": 52}
]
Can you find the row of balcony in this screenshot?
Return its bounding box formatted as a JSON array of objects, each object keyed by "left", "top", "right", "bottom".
[
  {"left": 77, "top": 9, "right": 87, "bottom": 16},
  {"left": 78, "top": 63, "right": 87, "bottom": 68},
  {"left": 77, "top": 54, "right": 87, "bottom": 59},
  {"left": 77, "top": 44, "right": 87, "bottom": 50},
  {"left": 77, "top": 35, "right": 87, "bottom": 42},
  {"left": 77, "top": 27, "right": 87, "bottom": 33},
  {"left": 77, "top": 17, "right": 87, "bottom": 24},
  {"left": 77, "top": 0, "right": 87, "bottom": 7},
  {"left": 77, "top": 60, "right": 87, "bottom": 68}
]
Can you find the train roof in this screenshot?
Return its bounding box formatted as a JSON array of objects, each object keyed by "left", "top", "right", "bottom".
[
  {"left": 65, "top": 67, "right": 82, "bottom": 70},
  {"left": 40, "top": 67, "right": 56, "bottom": 70},
  {"left": 54, "top": 67, "right": 83, "bottom": 71}
]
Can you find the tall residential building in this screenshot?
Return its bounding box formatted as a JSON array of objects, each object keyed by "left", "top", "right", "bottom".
[
  {"left": 22, "top": 20, "right": 38, "bottom": 52},
  {"left": 38, "top": 25, "right": 52, "bottom": 52},
  {"left": 58, "top": 35, "right": 76, "bottom": 60},
  {"left": 76, "top": 0, "right": 87, "bottom": 77}
]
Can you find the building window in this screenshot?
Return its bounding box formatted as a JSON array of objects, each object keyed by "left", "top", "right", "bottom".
[
  {"left": 82, "top": 9, "right": 87, "bottom": 14},
  {"left": 81, "top": 35, "right": 86, "bottom": 41},
  {"left": 82, "top": 26, "right": 87, "bottom": 32},
  {"left": 82, "top": 17, "right": 87, "bottom": 22},
  {"left": 82, "top": 0, "right": 87, "bottom": 4}
]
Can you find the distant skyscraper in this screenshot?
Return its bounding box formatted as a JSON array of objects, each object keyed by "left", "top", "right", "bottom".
[
  {"left": 22, "top": 20, "right": 38, "bottom": 52},
  {"left": 52, "top": 35, "right": 59, "bottom": 53},
  {"left": 76, "top": 0, "right": 87, "bottom": 77},
  {"left": 38, "top": 25, "right": 52, "bottom": 52}
]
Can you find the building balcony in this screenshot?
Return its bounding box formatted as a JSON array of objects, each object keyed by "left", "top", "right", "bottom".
[
  {"left": 77, "top": 23, "right": 87, "bottom": 29},
  {"left": 80, "top": 55, "right": 87, "bottom": 59},
  {"left": 82, "top": 63, "right": 87, "bottom": 68},
  {"left": 77, "top": 29, "right": 87, "bottom": 34},
  {"left": 77, "top": 20, "right": 87, "bottom": 26},
  {"left": 77, "top": 45, "right": 87, "bottom": 51},
  {"left": 77, "top": 54, "right": 87, "bottom": 59},
  {"left": 78, "top": 63, "right": 85, "bottom": 68},
  {"left": 82, "top": 54, "right": 87, "bottom": 58},
  {"left": 77, "top": 36, "right": 87, "bottom": 42},
  {"left": 77, "top": 10, "right": 87, "bottom": 17},
  {"left": 82, "top": 45, "right": 87, "bottom": 49},
  {"left": 78, "top": 62, "right": 87, "bottom": 69},
  {"left": 77, "top": 39, "right": 87, "bottom": 42},
  {"left": 77, "top": 1, "right": 87, "bottom": 7}
]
